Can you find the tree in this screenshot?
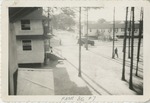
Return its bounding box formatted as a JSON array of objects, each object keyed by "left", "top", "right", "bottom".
[
  {"left": 51, "top": 13, "right": 75, "bottom": 30},
  {"left": 43, "top": 7, "right": 76, "bottom": 31},
  {"left": 78, "top": 7, "right": 82, "bottom": 77},
  {"left": 128, "top": 11, "right": 132, "bottom": 59},
  {"left": 136, "top": 7, "right": 143, "bottom": 76},
  {"left": 129, "top": 7, "right": 134, "bottom": 90},
  {"left": 61, "top": 7, "right": 75, "bottom": 18}
]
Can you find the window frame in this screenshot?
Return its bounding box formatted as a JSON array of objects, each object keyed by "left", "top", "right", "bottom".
[
  {"left": 121, "top": 28, "right": 125, "bottom": 32},
  {"left": 22, "top": 39, "right": 32, "bottom": 51},
  {"left": 134, "top": 29, "right": 138, "bottom": 33},
  {"left": 21, "top": 20, "right": 31, "bottom": 30}
]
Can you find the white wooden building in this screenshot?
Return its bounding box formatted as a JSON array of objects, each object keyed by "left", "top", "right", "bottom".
[
  {"left": 83, "top": 21, "right": 141, "bottom": 39},
  {"left": 13, "top": 8, "right": 50, "bottom": 64},
  {"left": 8, "top": 7, "right": 47, "bottom": 95}
]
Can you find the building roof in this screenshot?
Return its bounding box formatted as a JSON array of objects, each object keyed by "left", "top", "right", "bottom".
[
  {"left": 9, "top": 7, "right": 47, "bottom": 22},
  {"left": 88, "top": 22, "right": 139, "bottom": 29},
  {"left": 20, "top": 8, "right": 47, "bottom": 20}
]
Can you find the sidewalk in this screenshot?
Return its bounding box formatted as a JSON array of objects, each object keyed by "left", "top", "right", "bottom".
[
  {"left": 16, "top": 59, "right": 94, "bottom": 95},
  {"left": 49, "top": 59, "right": 93, "bottom": 95},
  {"left": 49, "top": 31, "right": 143, "bottom": 95},
  {"left": 17, "top": 68, "right": 54, "bottom": 95}
]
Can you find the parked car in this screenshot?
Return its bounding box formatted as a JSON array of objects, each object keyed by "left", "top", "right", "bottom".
[{"left": 77, "top": 37, "right": 95, "bottom": 46}]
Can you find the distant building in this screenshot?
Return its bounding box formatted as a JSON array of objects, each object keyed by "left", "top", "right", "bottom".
[{"left": 83, "top": 21, "right": 141, "bottom": 39}]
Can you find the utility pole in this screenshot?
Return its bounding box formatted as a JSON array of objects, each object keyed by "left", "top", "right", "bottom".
[
  {"left": 129, "top": 7, "right": 134, "bottom": 90},
  {"left": 136, "top": 7, "right": 143, "bottom": 76},
  {"left": 48, "top": 7, "right": 50, "bottom": 33},
  {"left": 44, "top": 7, "right": 50, "bottom": 65},
  {"left": 47, "top": 7, "right": 53, "bottom": 34},
  {"left": 128, "top": 10, "right": 132, "bottom": 59},
  {"left": 122, "top": 7, "right": 128, "bottom": 81},
  {"left": 112, "top": 7, "right": 115, "bottom": 59},
  {"left": 78, "top": 7, "right": 82, "bottom": 77},
  {"left": 86, "top": 7, "right": 89, "bottom": 50}
]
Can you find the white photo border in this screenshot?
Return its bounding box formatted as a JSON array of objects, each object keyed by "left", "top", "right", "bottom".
[{"left": 1, "top": 0, "right": 150, "bottom": 102}]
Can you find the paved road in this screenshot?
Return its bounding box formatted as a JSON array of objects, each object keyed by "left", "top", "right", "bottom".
[{"left": 55, "top": 31, "right": 143, "bottom": 95}]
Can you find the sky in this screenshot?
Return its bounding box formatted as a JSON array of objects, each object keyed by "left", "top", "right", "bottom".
[
  {"left": 74, "top": 7, "right": 141, "bottom": 22},
  {"left": 43, "top": 7, "right": 141, "bottom": 23}
]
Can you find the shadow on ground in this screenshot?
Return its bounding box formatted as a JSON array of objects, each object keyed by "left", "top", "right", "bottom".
[
  {"left": 18, "top": 53, "right": 92, "bottom": 95},
  {"left": 48, "top": 54, "right": 92, "bottom": 95},
  {"left": 66, "top": 59, "right": 112, "bottom": 95},
  {"left": 125, "top": 80, "right": 143, "bottom": 95},
  {"left": 53, "top": 64, "right": 92, "bottom": 95},
  {"left": 88, "top": 50, "right": 143, "bottom": 95}
]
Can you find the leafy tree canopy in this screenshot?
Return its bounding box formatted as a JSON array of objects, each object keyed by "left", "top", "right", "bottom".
[{"left": 44, "top": 7, "right": 76, "bottom": 31}]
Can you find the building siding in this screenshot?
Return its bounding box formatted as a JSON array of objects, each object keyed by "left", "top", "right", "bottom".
[
  {"left": 14, "top": 20, "right": 44, "bottom": 36},
  {"left": 9, "top": 23, "right": 18, "bottom": 95},
  {"left": 83, "top": 23, "right": 140, "bottom": 38},
  {"left": 84, "top": 28, "right": 139, "bottom": 37},
  {"left": 17, "top": 39, "right": 45, "bottom": 64}
]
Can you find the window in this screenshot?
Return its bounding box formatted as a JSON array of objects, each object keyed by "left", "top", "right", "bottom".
[
  {"left": 22, "top": 40, "right": 32, "bottom": 51},
  {"left": 134, "top": 29, "right": 138, "bottom": 33},
  {"left": 121, "top": 28, "right": 124, "bottom": 32},
  {"left": 21, "top": 20, "right": 31, "bottom": 30}
]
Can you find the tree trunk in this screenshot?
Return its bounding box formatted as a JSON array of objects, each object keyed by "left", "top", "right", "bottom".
[
  {"left": 129, "top": 7, "right": 134, "bottom": 90},
  {"left": 128, "top": 11, "right": 132, "bottom": 59},
  {"left": 136, "top": 8, "right": 143, "bottom": 76},
  {"left": 78, "top": 7, "right": 82, "bottom": 77}
]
